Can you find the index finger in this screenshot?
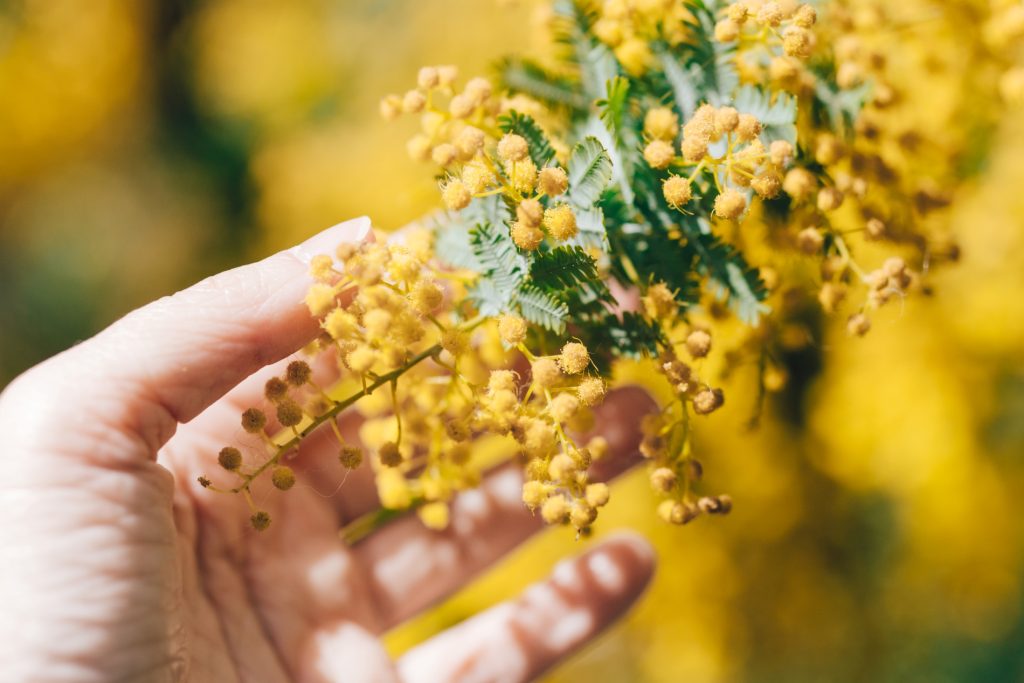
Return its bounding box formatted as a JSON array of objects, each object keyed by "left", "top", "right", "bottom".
[{"left": 1, "top": 217, "right": 372, "bottom": 462}]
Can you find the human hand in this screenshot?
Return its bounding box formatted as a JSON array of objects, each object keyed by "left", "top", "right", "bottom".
[{"left": 0, "top": 217, "right": 656, "bottom": 683}]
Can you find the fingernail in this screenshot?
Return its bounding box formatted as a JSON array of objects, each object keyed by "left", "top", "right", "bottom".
[{"left": 289, "top": 216, "right": 374, "bottom": 264}]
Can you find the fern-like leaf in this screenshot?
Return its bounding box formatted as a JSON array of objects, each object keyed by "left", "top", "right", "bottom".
[
  {"left": 566, "top": 136, "right": 614, "bottom": 208},
  {"left": 597, "top": 76, "right": 630, "bottom": 135},
  {"left": 529, "top": 246, "right": 600, "bottom": 291},
  {"left": 514, "top": 285, "right": 570, "bottom": 333},
  {"left": 467, "top": 222, "right": 527, "bottom": 316},
  {"left": 569, "top": 205, "right": 609, "bottom": 250},
  {"left": 496, "top": 57, "right": 588, "bottom": 110},
  {"left": 677, "top": 0, "right": 738, "bottom": 105},
  {"left": 551, "top": 0, "right": 619, "bottom": 102}
]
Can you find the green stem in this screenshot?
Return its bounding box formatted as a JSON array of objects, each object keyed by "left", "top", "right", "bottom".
[{"left": 232, "top": 343, "right": 443, "bottom": 493}]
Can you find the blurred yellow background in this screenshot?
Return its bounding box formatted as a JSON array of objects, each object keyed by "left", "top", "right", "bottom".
[{"left": 2, "top": 1, "right": 1023, "bottom": 680}]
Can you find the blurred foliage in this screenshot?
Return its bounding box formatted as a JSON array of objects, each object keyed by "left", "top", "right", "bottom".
[{"left": 1, "top": 0, "right": 1023, "bottom": 681}]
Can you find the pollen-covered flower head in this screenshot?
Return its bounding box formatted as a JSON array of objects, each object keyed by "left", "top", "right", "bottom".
[
  {"left": 783, "top": 26, "right": 813, "bottom": 58},
  {"left": 663, "top": 175, "right": 692, "bottom": 208},
  {"left": 735, "top": 114, "right": 762, "bottom": 143},
  {"left": 305, "top": 283, "right": 337, "bottom": 317},
  {"left": 442, "top": 180, "right": 472, "bottom": 211},
  {"left": 549, "top": 393, "right": 580, "bottom": 423},
  {"left": 339, "top": 446, "right": 364, "bottom": 470},
  {"left": 497, "top": 133, "right": 530, "bottom": 162},
  {"left": 577, "top": 377, "right": 606, "bottom": 406},
  {"left": 541, "top": 495, "right": 569, "bottom": 524},
  {"left": 464, "top": 76, "right": 493, "bottom": 104},
  {"left": 715, "top": 18, "right": 740, "bottom": 42},
  {"left": 531, "top": 357, "right": 562, "bottom": 388},
  {"left": 769, "top": 140, "right": 794, "bottom": 166},
  {"left": 402, "top": 89, "right": 426, "bottom": 114},
  {"left": 692, "top": 387, "right": 724, "bottom": 415},
  {"left": 644, "top": 107, "right": 679, "bottom": 140},
  {"left": 455, "top": 126, "right": 486, "bottom": 160},
  {"left": 797, "top": 226, "right": 824, "bottom": 254},
  {"left": 543, "top": 205, "right": 578, "bottom": 241},
  {"left": 488, "top": 369, "right": 519, "bottom": 394},
  {"left": 538, "top": 166, "right": 568, "bottom": 196},
  {"left": 511, "top": 222, "right": 544, "bottom": 251},
  {"left": 650, "top": 467, "right": 677, "bottom": 492},
  {"left": 558, "top": 342, "right": 590, "bottom": 374},
  {"left": 714, "top": 107, "right": 740, "bottom": 135},
  {"left": 379, "top": 441, "right": 403, "bottom": 467},
  {"left": 251, "top": 511, "right": 272, "bottom": 531},
  {"left": 714, "top": 188, "right": 747, "bottom": 219},
  {"left": 431, "top": 144, "right": 457, "bottom": 167},
  {"left": 498, "top": 314, "right": 528, "bottom": 345},
  {"left": 276, "top": 399, "right": 304, "bottom": 428},
  {"left": 783, "top": 168, "right": 817, "bottom": 201},
  {"left": 643, "top": 282, "right": 677, "bottom": 320},
  {"left": 516, "top": 198, "right": 543, "bottom": 228},
  {"left": 461, "top": 160, "right": 494, "bottom": 195},
  {"left": 644, "top": 140, "right": 675, "bottom": 169},
  {"left": 508, "top": 157, "right": 538, "bottom": 194},
  {"left": 615, "top": 37, "right": 652, "bottom": 76}
]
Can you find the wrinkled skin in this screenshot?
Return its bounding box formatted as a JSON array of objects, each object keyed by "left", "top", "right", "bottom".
[{"left": 0, "top": 218, "right": 656, "bottom": 683}]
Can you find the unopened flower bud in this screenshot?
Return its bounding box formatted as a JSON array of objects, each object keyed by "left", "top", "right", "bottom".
[
  {"left": 241, "top": 408, "right": 267, "bottom": 434},
  {"left": 693, "top": 387, "right": 725, "bottom": 415},
  {"left": 218, "top": 447, "right": 242, "bottom": 471},
  {"left": 685, "top": 330, "right": 712, "bottom": 358},
  {"left": 250, "top": 511, "right": 272, "bottom": 531},
  {"left": 650, "top": 467, "right": 677, "bottom": 492},
  {"left": 271, "top": 465, "right": 296, "bottom": 491},
  {"left": 379, "top": 441, "right": 403, "bottom": 467}
]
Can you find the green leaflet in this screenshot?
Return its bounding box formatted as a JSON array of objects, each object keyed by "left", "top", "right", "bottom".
[
  {"left": 568, "top": 205, "right": 609, "bottom": 250},
  {"left": 579, "top": 312, "right": 664, "bottom": 369},
  {"left": 677, "top": 0, "right": 739, "bottom": 105},
  {"left": 514, "top": 285, "right": 570, "bottom": 333},
  {"left": 551, "top": 0, "right": 619, "bottom": 103},
  {"left": 498, "top": 111, "right": 557, "bottom": 168},
  {"left": 466, "top": 221, "right": 526, "bottom": 316},
  {"left": 733, "top": 85, "right": 798, "bottom": 144},
  {"left": 594, "top": 77, "right": 640, "bottom": 206},
  {"left": 433, "top": 216, "right": 482, "bottom": 271},
  {"left": 813, "top": 75, "right": 872, "bottom": 137},
  {"left": 657, "top": 47, "right": 699, "bottom": 118},
  {"left": 597, "top": 76, "right": 630, "bottom": 135},
  {"left": 693, "top": 232, "right": 771, "bottom": 324},
  {"left": 495, "top": 57, "right": 589, "bottom": 111},
  {"left": 566, "top": 137, "right": 614, "bottom": 208},
  {"left": 463, "top": 193, "right": 511, "bottom": 227},
  {"left": 435, "top": 194, "right": 510, "bottom": 271},
  {"left": 529, "top": 246, "right": 600, "bottom": 291}
]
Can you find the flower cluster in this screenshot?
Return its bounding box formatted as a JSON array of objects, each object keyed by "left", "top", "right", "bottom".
[
  {"left": 382, "top": 67, "right": 585, "bottom": 255},
  {"left": 647, "top": 104, "right": 793, "bottom": 218},
  {"left": 201, "top": 234, "right": 624, "bottom": 535},
  {"left": 199, "top": 0, "right": 1016, "bottom": 536}
]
